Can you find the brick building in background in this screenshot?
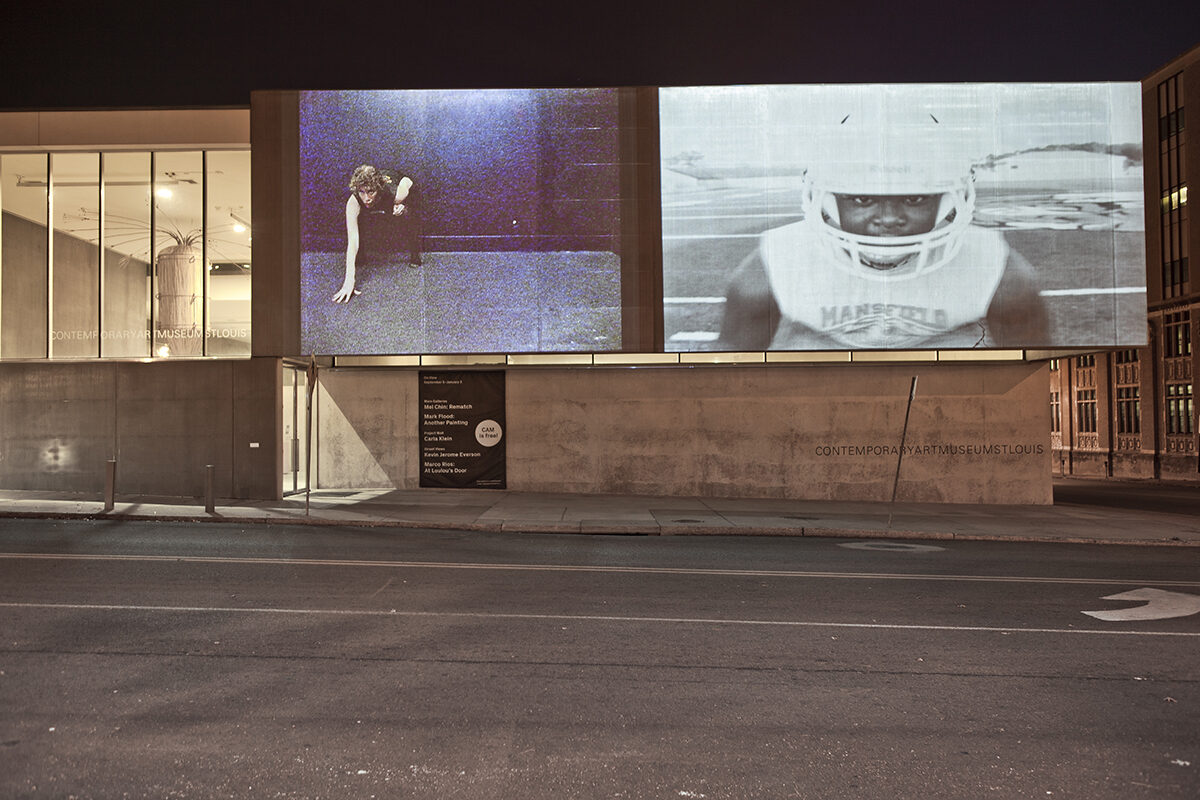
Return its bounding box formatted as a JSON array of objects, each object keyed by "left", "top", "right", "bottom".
[{"left": 1051, "top": 43, "right": 1197, "bottom": 480}]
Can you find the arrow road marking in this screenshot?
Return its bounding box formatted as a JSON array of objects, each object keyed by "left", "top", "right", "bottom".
[{"left": 1083, "top": 588, "right": 1200, "bottom": 622}]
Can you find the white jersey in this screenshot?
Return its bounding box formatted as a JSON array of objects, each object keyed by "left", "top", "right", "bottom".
[{"left": 760, "top": 222, "right": 1010, "bottom": 349}]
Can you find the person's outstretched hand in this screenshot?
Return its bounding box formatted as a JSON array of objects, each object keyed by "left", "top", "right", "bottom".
[{"left": 331, "top": 279, "right": 361, "bottom": 303}]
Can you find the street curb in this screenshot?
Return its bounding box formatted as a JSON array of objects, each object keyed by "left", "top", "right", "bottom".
[{"left": 2, "top": 509, "right": 1199, "bottom": 547}]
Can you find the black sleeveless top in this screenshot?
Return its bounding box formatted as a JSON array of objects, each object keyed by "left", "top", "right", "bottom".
[{"left": 352, "top": 169, "right": 418, "bottom": 213}]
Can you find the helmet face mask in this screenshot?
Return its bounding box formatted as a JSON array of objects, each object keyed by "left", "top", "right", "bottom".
[{"left": 800, "top": 111, "right": 977, "bottom": 281}]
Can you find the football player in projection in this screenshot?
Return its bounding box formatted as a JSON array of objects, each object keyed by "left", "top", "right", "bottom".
[
  {"left": 332, "top": 165, "right": 422, "bottom": 303},
  {"left": 717, "top": 111, "right": 1048, "bottom": 349}
]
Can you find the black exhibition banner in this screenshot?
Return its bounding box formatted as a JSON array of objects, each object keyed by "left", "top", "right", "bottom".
[{"left": 419, "top": 371, "right": 506, "bottom": 489}]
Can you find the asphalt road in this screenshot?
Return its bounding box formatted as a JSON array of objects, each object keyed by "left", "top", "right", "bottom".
[{"left": 2, "top": 519, "right": 1198, "bottom": 799}]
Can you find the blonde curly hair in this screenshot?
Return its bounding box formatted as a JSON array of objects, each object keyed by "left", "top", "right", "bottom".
[{"left": 348, "top": 165, "right": 391, "bottom": 192}]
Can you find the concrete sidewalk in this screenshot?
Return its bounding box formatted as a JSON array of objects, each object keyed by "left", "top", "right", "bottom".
[{"left": 2, "top": 478, "right": 1199, "bottom": 547}]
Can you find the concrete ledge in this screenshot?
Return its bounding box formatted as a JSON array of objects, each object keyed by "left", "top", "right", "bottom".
[
  {"left": 1, "top": 510, "right": 1198, "bottom": 547},
  {"left": 502, "top": 521, "right": 581, "bottom": 533},
  {"left": 658, "top": 524, "right": 736, "bottom": 535}
]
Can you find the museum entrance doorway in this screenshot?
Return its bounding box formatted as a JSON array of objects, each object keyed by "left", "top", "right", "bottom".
[{"left": 282, "top": 363, "right": 310, "bottom": 495}]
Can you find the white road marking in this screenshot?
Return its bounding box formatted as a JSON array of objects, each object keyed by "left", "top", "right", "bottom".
[
  {"left": 369, "top": 577, "right": 395, "bottom": 599},
  {"left": 2, "top": 601, "right": 1198, "bottom": 637},
  {"left": 3, "top": 551, "right": 1200, "bottom": 588},
  {"left": 839, "top": 542, "right": 946, "bottom": 552},
  {"left": 1083, "top": 588, "right": 1200, "bottom": 621},
  {"left": 1039, "top": 287, "right": 1146, "bottom": 296}
]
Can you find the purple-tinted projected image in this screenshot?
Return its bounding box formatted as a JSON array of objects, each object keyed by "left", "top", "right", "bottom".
[
  {"left": 660, "top": 84, "right": 1146, "bottom": 351},
  {"left": 300, "top": 89, "right": 623, "bottom": 355}
]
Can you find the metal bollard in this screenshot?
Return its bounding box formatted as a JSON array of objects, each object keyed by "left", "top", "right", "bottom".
[
  {"left": 204, "top": 464, "right": 215, "bottom": 513},
  {"left": 104, "top": 459, "right": 116, "bottom": 512}
]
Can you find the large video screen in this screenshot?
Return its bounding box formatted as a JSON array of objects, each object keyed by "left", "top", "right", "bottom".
[
  {"left": 660, "top": 84, "right": 1146, "bottom": 351},
  {"left": 300, "top": 89, "right": 624, "bottom": 355}
]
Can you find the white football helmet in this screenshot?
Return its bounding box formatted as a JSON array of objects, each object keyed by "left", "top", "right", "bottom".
[{"left": 801, "top": 109, "right": 977, "bottom": 280}]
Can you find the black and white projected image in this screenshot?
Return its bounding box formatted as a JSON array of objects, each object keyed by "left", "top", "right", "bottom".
[
  {"left": 660, "top": 84, "right": 1146, "bottom": 351},
  {"left": 300, "top": 89, "right": 623, "bottom": 355}
]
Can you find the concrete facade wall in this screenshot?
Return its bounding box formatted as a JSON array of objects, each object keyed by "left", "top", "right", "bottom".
[
  {"left": 250, "top": 93, "right": 300, "bottom": 358},
  {"left": 315, "top": 361, "right": 1052, "bottom": 504},
  {"left": 317, "top": 369, "right": 421, "bottom": 488},
  {"left": 0, "top": 358, "right": 279, "bottom": 499},
  {"left": 1111, "top": 451, "right": 1158, "bottom": 480},
  {"left": 0, "top": 109, "right": 249, "bottom": 150}
]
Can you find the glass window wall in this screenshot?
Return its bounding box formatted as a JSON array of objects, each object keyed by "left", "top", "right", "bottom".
[
  {"left": 50, "top": 153, "right": 100, "bottom": 358},
  {"left": 205, "top": 150, "right": 252, "bottom": 356},
  {"left": 153, "top": 151, "right": 205, "bottom": 358},
  {"left": 0, "top": 149, "right": 250, "bottom": 360},
  {"left": 1, "top": 154, "right": 49, "bottom": 358},
  {"left": 102, "top": 152, "right": 152, "bottom": 357}
]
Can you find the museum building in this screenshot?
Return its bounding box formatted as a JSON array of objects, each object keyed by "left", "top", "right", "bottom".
[{"left": 1, "top": 51, "right": 1189, "bottom": 506}]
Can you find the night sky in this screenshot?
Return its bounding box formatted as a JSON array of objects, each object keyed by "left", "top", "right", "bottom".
[{"left": 2, "top": 1, "right": 1198, "bottom": 109}]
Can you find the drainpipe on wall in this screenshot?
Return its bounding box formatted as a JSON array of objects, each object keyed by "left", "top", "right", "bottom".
[
  {"left": 1149, "top": 318, "right": 1162, "bottom": 479},
  {"left": 1105, "top": 351, "right": 1114, "bottom": 478},
  {"left": 1065, "top": 359, "right": 1075, "bottom": 476}
]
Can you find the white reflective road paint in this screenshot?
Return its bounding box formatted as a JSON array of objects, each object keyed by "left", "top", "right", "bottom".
[
  {"left": 3, "top": 601, "right": 1199, "bottom": 637},
  {"left": 839, "top": 541, "right": 946, "bottom": 553},
  {"left": 3, "top": 552, "right": 1200, "bottom": 588},
  {"left": 1083, "top": 588, "right": 1200, "bottom": 622}
]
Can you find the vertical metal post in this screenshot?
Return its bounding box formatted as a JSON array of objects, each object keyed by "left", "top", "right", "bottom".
[
  {"left": 0, "top": 153, "right": 4, "bottom": 354},
  {"left": 46, "top": 154, "right": 54, "bottom": 358},
  {"left": 201, "top": 150, "right": 208, "bottom": 356},
  {"left": 97, "top": 152, "right": 105, "bottom": 358},
  {"left": 104, "top": 459, "right": 117, "bottom": 512},
  {"left": 205, "top": 464, "right": 215, "bottom": 513},
  {"left": 887, "top": 376, "right": 919, "bottom": 528},
  {"left": 148, "top": 152, "right": 156, "bottom": 358},
  {"left": 292, "top": 368, "right": 299, "bottom": 494},
  {"left": 305, "top": 356, "right": 316, "bottom": 516}
]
